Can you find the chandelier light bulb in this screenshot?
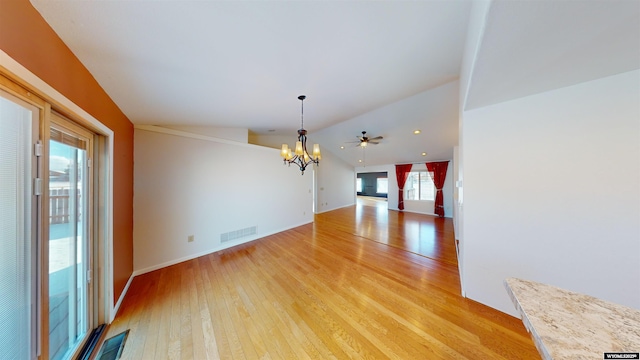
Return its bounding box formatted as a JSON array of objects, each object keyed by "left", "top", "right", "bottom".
[{"left": 280, "top": 144, "right": 289, "bottom": 158}]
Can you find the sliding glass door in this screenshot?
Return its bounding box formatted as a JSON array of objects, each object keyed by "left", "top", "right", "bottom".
[
  {"left": 1, "top": 70, "right": 108, "bottom": 360},
  {"left": 48, "top": 114, "right": 94, "bottom": 360}
]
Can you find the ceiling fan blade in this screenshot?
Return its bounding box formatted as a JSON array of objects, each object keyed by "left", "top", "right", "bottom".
[
  {"left": 369, "top": 136, "right": 383, "bottom": 141},
  {"left": 368, "top": 141, "right": 380, "bottom": 144}
]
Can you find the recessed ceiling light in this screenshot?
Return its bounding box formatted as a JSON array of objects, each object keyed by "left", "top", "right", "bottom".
[
  {"left": 421, "top": 152, "right": 427, "bottom": 156},
  {"left": 340, "top": 146, "right": 345, "bottom": 149},
  {"left": 358, "top": 159, "right": 362, "bottom": 163},
  {"left": 413, "top": 130, "right": 421, "bottom": 135}
]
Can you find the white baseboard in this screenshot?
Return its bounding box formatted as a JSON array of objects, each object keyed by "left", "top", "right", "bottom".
[
  {"left": 316, "top": 202, "right": 355, "bottom": 214},
  {"left": 110, "top": 274, "right": 134, "bottom": 322},
  {"left": 389, "top": 208, "right": 453, "bottom": 218}
]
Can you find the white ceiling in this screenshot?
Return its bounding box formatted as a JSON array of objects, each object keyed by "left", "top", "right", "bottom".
[
  {"left": 465, "top": 0, "right": 640, "bottom": 110},
  {"left": 30, "top": 0, "right": 471, "bottom": 132},
  {"left": 312, "top": 80, "right": 460, "bottom": 166},
  {"left": 30, "top": 0, "right": 639, "bottom": 167}
]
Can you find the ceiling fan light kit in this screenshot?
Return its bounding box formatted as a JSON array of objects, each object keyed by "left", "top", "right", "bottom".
[
  {"left": 353, "top": 131, "right": 383, "bottom": 147},
  {"left": 345, "top": 131, "right": 383, "bottom": 167}
]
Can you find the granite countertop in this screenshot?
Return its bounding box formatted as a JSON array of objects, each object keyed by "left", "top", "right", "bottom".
[{"left": 504, "top": 278, "right": 640, "bottom": 360}]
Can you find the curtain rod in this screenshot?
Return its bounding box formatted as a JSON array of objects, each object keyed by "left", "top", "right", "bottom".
[{"left": 397, "top": 160, "right": 451, "bottom": 165}]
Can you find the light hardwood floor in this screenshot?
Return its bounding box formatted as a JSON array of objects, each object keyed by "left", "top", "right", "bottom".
[{"left": 106, "top": 203, "right": 539, "bottom": 359}]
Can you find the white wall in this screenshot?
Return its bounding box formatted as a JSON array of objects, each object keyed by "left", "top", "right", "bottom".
[
  {"left": 453, "top": 146, "right": 460, "bottom": 238},
  {"left": 356, "top": 162, "right": 454, "bottom": 218},
  {"left": 315, "top": 149, "right": 356, "bottom": 213},
  {"left": 248, "top": 133, "right": 356, "bottom": 213},
  {"left": 248, "top": 133, "right": 292, "bottom": 149},
  {"left": 457, "top": 0, "right": 491, "bottom": 297},
  {"left": 133, "top": 127, "right": 313, "bottom": 273},
  {"left": 461, "top": 70, "right": 640, "bottom": 316}
]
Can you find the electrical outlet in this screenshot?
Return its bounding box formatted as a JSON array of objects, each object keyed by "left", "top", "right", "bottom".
[{"left": 188, "top": 235, "right": 195, "bottom": 243}]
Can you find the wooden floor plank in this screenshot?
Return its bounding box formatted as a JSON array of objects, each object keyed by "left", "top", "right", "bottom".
[
  {"left": 107, "top": 203, "right": 539, "bottom": 359},
  {"left": 179, "top": 264, "right": 195, "bottom": 359},
  {"left": 227, "top": 251, "right": 312, "bottom": 360},
  {"left": 167, "top": 264, "right": 183, "bottom": 360},
  {"left": 199, "top": 256, "right": 230, "bottom": 359}
]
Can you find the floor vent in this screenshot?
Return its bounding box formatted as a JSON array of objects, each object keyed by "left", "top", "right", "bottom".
[
  {"left": 96, "top": 329, "right": 129, "bottom": 360},
  {"left": 221, "top": 226, "right": 257, "bottom": 243}
]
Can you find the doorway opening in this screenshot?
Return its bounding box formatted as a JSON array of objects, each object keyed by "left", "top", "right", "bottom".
[{"left": 356, "top": 171, "right": 389, "bottom": 199}]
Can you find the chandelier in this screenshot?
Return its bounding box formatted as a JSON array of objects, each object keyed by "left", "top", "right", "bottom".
[{"left": 280, "top": 95, "right": 321, "bottom": 175}]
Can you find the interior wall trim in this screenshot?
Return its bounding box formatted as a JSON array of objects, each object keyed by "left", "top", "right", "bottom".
[
  {"left": 111, "top": 275, "right": 133, "bottom": 322},
  {"left": 136, "top": 124, "right": 276, "bottom": 152}
]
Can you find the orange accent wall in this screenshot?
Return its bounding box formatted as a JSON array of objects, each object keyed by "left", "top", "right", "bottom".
[{"left": 0, "top": 0, "right": 134, "bottom": 303}]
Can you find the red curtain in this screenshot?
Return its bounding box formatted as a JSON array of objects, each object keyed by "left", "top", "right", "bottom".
[
  {"left": 395, "top": 164, "right": 413, "bottom": 210},
  {"left": 426, "top": 161, "right": 449, "bottom": 217}
]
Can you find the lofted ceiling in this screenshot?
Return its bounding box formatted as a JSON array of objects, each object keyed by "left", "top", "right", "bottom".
[
  {"left": 465, "top": 0, "right": 640, "bottom": 111},
  {"left": 30, "top": 0, "right": 639, "bottom": 168},
  {"left": 29, "top": 0, "right": 471, "bottom": 133}
]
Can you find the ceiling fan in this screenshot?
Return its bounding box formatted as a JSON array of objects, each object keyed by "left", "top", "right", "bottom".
[{"left": 351, "top": 131, "right": 383, "bottom": 147}]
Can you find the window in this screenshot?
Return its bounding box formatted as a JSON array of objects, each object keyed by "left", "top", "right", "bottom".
[
  {"left": 376, "top": 178, "right": 388, "bottom": 194},
  {"left": 404, "top": 171, "right": 435, "bottom": 201},
  {"left": 356, "top": 178, "right": 362, "bottom": 192}
]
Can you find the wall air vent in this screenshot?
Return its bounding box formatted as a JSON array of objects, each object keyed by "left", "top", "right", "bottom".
[{"left": 220, "top": 226, "right": 257, "bottom": 243}]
